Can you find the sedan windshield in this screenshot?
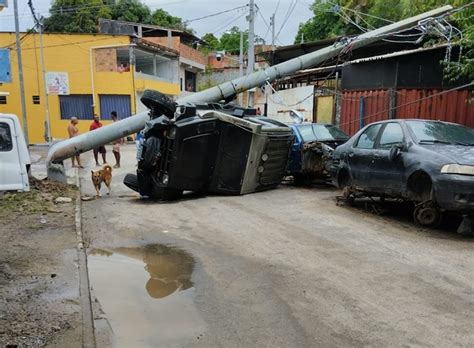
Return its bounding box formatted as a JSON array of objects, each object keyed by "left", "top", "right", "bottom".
[
  {"left": 298, "top": 124, "right": 349, "bottom": 142},
  {"left": 407, "top": 121, "right": 474, "bottom": 145}
]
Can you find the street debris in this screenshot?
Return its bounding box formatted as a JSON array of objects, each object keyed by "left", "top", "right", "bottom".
[{"left": 54, "top": 197, "right": 73, "bottom": 204}]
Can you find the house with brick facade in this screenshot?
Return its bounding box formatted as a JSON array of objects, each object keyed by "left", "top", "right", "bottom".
[{"left": 99, "top": 20, "right": 207, "bottom": 97}]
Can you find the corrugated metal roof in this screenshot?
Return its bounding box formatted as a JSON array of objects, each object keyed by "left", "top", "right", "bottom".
[{"left": 345, "top": 44, "right": 450, "bottom": 65}]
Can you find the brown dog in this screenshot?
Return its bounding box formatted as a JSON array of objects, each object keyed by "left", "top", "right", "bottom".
[{"left": 91, "top": 164, "right": 112, "bottom": 197}]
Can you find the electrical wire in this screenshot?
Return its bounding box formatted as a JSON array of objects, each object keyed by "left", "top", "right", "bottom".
[
  {"left": 275, "top": 0, "right": 298, "bottom": 42},
  {"left": 184, "top": 5, "right": 249, "bottom": 24}
]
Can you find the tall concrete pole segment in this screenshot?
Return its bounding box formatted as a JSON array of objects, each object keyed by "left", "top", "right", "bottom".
[
  {"left": 271, "top": 13, "right": 276, "bottom": 52},
  {"left": 247, "top": 0, "right": 255, "bottom": 107},
  {"left": 239, "top": 30, "right": 244, "bottom": 106},
  {"left": 47, "top": 5, "right": 453, "bottom": 177},
  {"left": 13, "top": 0, "right": 29, "bottom": 145}
]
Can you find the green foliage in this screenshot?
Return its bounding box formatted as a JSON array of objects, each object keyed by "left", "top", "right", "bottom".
[
  {"left": 44, "top": 0, "right": 112, "bottom": 33},
  {"left": 444, "top": 0, "right": 474, "bottom": 81},
  {"left": 294, "top": 1, "right": 359, "bottom": 43},
  {"left": 201, "top": 33, "right": 219, "bottom": 51},
  {"left": 44, "top": 0, "right": 193, "bottom": 34},
  {"left": 111, "top": 0, "right": 151, "bottom": 24},
  {"left": 297, "top": 0, "right": 474, "bottom": 80},
  {"left": 217, "top": 26, "right": 248, "bottom": 54},
  {"left": 151, "top": 8, "right": 187, "bottom": 30}
]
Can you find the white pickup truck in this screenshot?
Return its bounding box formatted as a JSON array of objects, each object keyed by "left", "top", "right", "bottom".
[{"left": 0, "top": 113, "right": 31, "bottom": 192}]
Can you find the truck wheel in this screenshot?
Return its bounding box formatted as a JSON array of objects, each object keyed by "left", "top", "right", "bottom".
[
  {"left": 141, "top": 89, "right": 176, "bottom": 118},
  {"left": 123, "top": 173, "right": 139, "bottom": 193},
  {"left": 413, "top": 202, "right": 442, "bottom": 228}
]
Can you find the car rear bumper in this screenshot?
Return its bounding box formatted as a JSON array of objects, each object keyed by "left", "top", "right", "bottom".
[{"left": 435, "top": 174, "right": 474, "bottom": 212}]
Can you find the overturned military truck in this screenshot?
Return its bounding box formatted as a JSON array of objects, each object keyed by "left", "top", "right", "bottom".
[{"left": 46, "top": 5, "right": 453, "bottom": 200}]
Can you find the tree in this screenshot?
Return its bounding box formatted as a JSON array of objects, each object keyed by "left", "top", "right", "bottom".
[
  {"left": 217, "top": 26, "right": 248, "bottom": 54},
  {"left": 297, "top": 0, "right": 474, "bottom": 80},
  {"left": 294, "top": 1, "right": 359, "bottom": 43},
  {"left": 44, "top": 0, "right": 112, "bottom": 33},
  {"left": 111, "top": 0, "right": 151, "bottom": 24},
  {"left": 44, "top": 0, "right": 192, "bottom": 34},
  {"left": 201, "top": 33, "right": 219, "bottom": 51},
  {"left": 151, "top": 8, "right": 188, "bottom": 31}
]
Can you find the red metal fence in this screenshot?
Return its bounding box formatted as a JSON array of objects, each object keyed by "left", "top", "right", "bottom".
[{"left": 339, "top": 89, "right": 474, "bottom": 135}]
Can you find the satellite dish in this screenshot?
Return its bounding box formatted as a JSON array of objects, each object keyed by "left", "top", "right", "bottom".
[{"left": 289, "top": 109, "right": 304, "bottom": 124}]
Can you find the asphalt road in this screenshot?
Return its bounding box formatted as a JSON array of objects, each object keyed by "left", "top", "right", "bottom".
[{"left": 78, "top": 144, "right": 473, "bottom": 347}]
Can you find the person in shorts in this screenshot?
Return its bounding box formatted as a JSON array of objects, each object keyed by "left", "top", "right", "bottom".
[
  {"left": 67, "top": 117, "right": 83, "bottom": 168},
  {"left": 90, "top": 114, "right": 107, "bottom": 166},
  {"left": 111, "top": 111, "right": 123, "bottom": 168}
]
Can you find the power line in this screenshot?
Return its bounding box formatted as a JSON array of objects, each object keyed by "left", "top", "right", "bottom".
[
  {"left": 275, "top": 0, "right": 298, "bottom": 42},
  {"left": 211, "top": 11, "right": 247, "bottom": 36},
  {"left": 184, "top": 5, "right": 248, "bottom": 24}
]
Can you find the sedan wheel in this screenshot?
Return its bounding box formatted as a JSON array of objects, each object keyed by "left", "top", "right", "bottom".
[{"left": 413, "top": 203, "right": 442, "bottom": 228}]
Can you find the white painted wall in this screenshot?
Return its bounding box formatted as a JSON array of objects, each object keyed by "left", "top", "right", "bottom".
[{"left": 266, "top": 86, "right": 314, "bottom": 123}]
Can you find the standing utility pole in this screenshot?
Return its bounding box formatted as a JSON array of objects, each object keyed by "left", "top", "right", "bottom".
[
  {"left": 13, "top": 0, "right": 29, "bottom": 144},
  {"left": 29, "top": 0, "right": 51, "bottom": 143},
  {"left": 239, "top": 30, "right": 244, "bottom": 106},
  {"left": 247, "top": 0, "right": 255, "bottom": 107},
  {"left": 38, "top": 19, "right": 52, "bottom": 143},
  {"left": 271, "top": 13, "right": 276, "bottom": 51}
]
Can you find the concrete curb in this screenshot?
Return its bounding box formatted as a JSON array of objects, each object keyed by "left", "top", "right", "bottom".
[{"left": 75, "top": 168, "right": 96, "bottom": 348}]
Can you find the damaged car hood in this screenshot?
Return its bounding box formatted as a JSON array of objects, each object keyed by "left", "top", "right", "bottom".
[{"left": 423, "top": 145, "right": 474, "bottom": 165}]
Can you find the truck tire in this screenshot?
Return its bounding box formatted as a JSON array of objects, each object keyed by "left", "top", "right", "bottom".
[
  {"left": 123, "top": 173, "right": 139, "bottom": 193},
  {"left": 141, "top": 89, "right": 176, "bottom": 118}
]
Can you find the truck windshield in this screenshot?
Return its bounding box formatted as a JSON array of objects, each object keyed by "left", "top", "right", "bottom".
[{"left": 407, "top": 120, "right": 474, "bottom": 145}]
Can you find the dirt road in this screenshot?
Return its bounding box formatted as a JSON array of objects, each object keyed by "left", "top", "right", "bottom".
[
  {"left": 0, "top": 149, "right": 82, "bottom": 347},
  {"left": 79, "top": 144, "right": 473, "bottom": 347}
]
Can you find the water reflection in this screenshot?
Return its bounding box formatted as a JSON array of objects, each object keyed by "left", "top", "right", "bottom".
[
  {"left": 88, "top": 244, "right": 204, "bottom": 347},
  {"left": 114, "top": 245, "right": 194, "bottom": 299}
]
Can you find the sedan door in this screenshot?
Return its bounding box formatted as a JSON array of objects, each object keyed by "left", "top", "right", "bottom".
[
  {"left": 372, "top": 122, "right": 407, "bottom": 194},
  {"left": 347, "top": 123, "right": 383, "bottom": 190}
]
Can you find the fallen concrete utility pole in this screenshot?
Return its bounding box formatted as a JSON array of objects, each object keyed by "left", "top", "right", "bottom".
[{"left": 47, "top": 5, "right": 452, "bottom": 181}]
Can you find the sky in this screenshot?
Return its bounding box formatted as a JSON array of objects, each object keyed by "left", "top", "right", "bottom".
[{"left": 0, "top": 0, "right": 314, "bottom": 46}]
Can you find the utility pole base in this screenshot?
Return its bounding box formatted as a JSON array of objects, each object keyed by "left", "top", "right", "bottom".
[{"left": 47, "top": 162, "right": 67, "bottom": 183}]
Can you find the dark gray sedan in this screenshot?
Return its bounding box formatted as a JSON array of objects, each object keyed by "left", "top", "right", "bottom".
[{"left": 329, "top": 119, "right": 474, "bottom": 229}]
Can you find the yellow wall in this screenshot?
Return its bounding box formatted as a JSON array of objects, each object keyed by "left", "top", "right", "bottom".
[
  {"left": 0, "top": 33, "right": 180, "bottom": 144},
  {"left": 316, "top": 96, "right": 334, "bottom": 124}
]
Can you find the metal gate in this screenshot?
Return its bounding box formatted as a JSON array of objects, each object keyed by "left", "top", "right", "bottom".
[
  {"left": 59, "top": 95, "right": 94, "bottom": 120},
  {"left": 99, "top": 94, "right": 131, "bottom": 120}
]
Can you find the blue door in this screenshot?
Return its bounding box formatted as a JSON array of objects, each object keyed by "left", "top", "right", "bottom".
[{"left": 99, "top": 95, "right": 131, "bottom": 120}]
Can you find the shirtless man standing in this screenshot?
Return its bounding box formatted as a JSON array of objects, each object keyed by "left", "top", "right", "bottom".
[{"left": 67, "top": 117, "right": 83, "bottom": 168}]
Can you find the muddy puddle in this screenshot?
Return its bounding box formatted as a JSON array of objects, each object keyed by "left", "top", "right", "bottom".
[{"left": 88, "top": 244, "right": 206, "bottom": 347}]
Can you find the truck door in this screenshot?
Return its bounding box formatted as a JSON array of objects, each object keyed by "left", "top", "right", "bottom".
[{"left": 0, "top": 119, "right": 27, "bottom": 191}]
